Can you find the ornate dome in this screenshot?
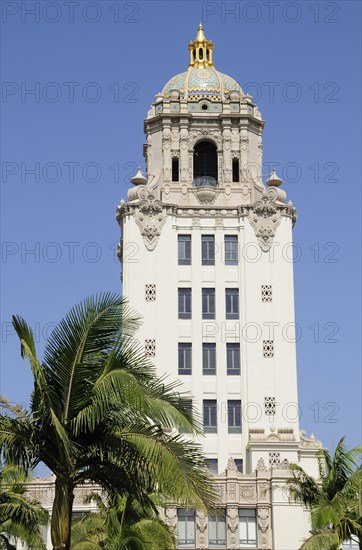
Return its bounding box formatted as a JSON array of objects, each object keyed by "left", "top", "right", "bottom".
[
  {"left": 161, "top": 24, "right": 243, "bottom": 102},
  {"left": 162, "top": 67, "right": 242, "bottom": 102}
]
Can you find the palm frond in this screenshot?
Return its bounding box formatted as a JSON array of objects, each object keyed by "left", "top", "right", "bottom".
[
  {"left": 321, "top": 438, "right": 362, "bottom": 499},
  {"left": 12, "top": 316, "right": 50, "bottom": 414},
  {"left": 287, "top": 463, "right": 321, "bottom": 507},
  {"left": 300, "top": 530, "right": 339, "bottom": 550},
  {"left": 42, "top": 293, "right": 140, "bottom": 423}
]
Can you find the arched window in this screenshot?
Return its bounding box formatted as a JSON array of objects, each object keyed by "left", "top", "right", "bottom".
[
  {"left": 199, "top": 48, "right": 203, "bottom": 60},
  {"left": 193, "top": 141, "right": 218, "bottom": 183}
]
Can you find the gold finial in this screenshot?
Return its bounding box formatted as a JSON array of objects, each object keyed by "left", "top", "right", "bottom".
[
  {"left": 196, "top": 23, "right": 205, "bottom": 42},
  {"left": 188, "top": 24, "right": 214, "bottom": 68}
]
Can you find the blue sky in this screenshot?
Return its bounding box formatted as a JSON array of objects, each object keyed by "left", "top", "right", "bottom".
[{"left": 1, "top": 0, "right": 361, "bottom": 465}]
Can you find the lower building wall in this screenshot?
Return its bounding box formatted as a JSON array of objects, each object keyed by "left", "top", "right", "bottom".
[{"left": 24, "top": 450, "right": 322, "bottom": 550}]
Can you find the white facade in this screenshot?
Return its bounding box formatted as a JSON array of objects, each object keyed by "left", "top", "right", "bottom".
[{"left": 114, "top": 24, "right": 323, "bottom": 550}]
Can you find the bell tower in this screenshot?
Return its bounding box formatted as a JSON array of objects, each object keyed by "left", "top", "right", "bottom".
[{"left": 117, "top": 25, "right": 322, "bottom": 550}]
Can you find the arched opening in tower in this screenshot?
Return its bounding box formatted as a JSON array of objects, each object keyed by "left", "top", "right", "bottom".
[{"left": 193, "top": 141, "right": 218, "bottom": 183}]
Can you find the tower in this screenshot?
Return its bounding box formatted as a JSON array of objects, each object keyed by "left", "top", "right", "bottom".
[{"left": 116, "top": 25, "right": 322, "bottom": 550}]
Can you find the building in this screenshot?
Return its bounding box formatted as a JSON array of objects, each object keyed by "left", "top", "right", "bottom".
[
  {"left": 24, "top": 25, "right": 334, "bottom": 550},
  {"left": 115, "top": 24, "right": 324, "bottom": 550}
]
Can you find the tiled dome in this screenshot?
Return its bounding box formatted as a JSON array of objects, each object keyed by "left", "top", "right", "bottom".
[{"left": 162, "top": 67, "right": 242, "bottom": 102}]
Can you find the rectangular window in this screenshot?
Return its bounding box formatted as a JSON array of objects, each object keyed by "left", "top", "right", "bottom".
[
  {"left": 239, "top": 509, "right": 257, "bottom": 547},
  {"left": 228, "top": 400, "right": 242, "bottom": 433},
  {"left": 224, "top": 235, "right": 238, "bottom": 265},
  {"left": 208, "top": 509, "right": 226, "bottom": 548},
  {"left": 202, "top": 288, "right": 215, "bottom": 319},
  {"left": 178, "top": 288, "right": 192, "bottom": 319},
  {"left": 202, "top": 235, "right": 215, "bottom": 266},
  {"left": 178, "top": 343, "right": 192, "bottom": 375},
  {"left": 177, "top": 509, "right": 195, "bottom": 548},
  {"left": 179, "top": 399, "right": 192, "bottom": 434},
  {"left": 178, "top": 235, "right": 191, "bottom": 265},
  {"left": 203, "top": 343, "right": 216, "bottom": 375},
  {"left": 226, "top": 288, "right": 239, "bottom": 319},
  {"left": 203, "top": 400, "right": 217, "bottom": 433},
  {"left": 227, "top": 343, "right": 240, "bottom": 375},
  {"left": 205, "top": 458, "right": 218, "bottom": 475},
  {"left": 232, "top": 159, "right": 240, "bottom": 182},
  {"left": 234, "top": 459, "right": 243, "bottom": 473},
  {"left": 172, "top": 158, "right": 179, "bottom": 182}
]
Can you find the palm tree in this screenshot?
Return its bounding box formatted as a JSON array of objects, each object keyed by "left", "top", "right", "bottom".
[
  {"left": 71, "top": 492, "right": 175, "bottom": 550},
  {"left": 0, "top": 461, "right": 48, "bottom": 550},
  {"left": 288, "top": 437, "right": 362, "bottom": 549},
  {"left": 0, "top": 293, "right": 217, "bottom": 550}
]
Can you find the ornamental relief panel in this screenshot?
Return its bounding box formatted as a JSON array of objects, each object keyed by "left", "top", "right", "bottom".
[
  {"left": 240, "top": 129, "right": 249, "bottom": 152},
  {"left": 258, "top": 482, "right": 270, "bottom": 500},
  {"left": 28, "top": 486, "right": 54, "bottom": 507},
  {"left": 118, "top": 186, "right": 176, "bottom": 251},
  {"left": 228, "top": 482, "right": 237, "bottom": 501},
  {"left": 239, "top": 484, "right": 257, "bottom": 503},
  {"left": 245, "top": 187, "right": 296, "bottom": 252}
]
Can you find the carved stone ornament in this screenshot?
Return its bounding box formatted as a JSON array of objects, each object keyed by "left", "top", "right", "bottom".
[
  {"left": 247, "top": 187, "right": 295, "bottom": 252},
  {"left": 258, "top": 482, "right": 270, "bottom": 500},
  {"left": 226, "top": 457, "right": 238, "bottom": 472},
  {"left": 134, "top": 188, "right": 167, "bottom": 250},
  {"left": 194, "top": 186, "right": 217, "bottom": 204},
  {"left": 227, "top": 507, "right": 239, "bottom": 549},
  {"left": 258, "top": 506, "right": 269, "bottom": 533},
  {"left": 227, "top": 507, "right": 239, "bottom": 533},
  {"left": 197, "top": 511, "right": 207, "bottom": 533},
  {"left": 164, "top": 508, "right": 177, "bottom": 528},
  {"left": 240, "top": 484, "right": 257, "bottom": 502},
  {"left": 257, "top": 457, "right": 267, "bottom": 471},
  {"left": 258, "top": 507, "right": 271, "bottom": 549},
  {"left": 300, "top": 430, "right": 323, "bottom": 449},
  {"left": 118, "top": 185, "right": 174, "bottom": 251},
  {"left": 197, "top": 510, "right": 207, "bottom": 549},
  {"left": 280, "top": 458, "right": 290, "bottom": 469},
  {"left": 228, "top": 482, "right": 237, "bottom": 501}
]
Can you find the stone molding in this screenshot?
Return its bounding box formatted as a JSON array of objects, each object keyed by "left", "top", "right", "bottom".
[
  {"left": 118, "top": 187, "right": 296, "bottom": 253},
  {"left": 300, "top": 430, "right": 323, "bottom": 449}
]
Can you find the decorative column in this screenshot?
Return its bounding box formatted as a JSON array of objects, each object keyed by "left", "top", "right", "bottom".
[
  {"left": 227, "top": 506, "right": 239, "bottom": 549},
  {"left": 222, "top": 120, "right": 232, "bottom": 183},
  {"left": 179, "top": 123, "right": 189, "bottom": 183},
  {"left": 257, "top": 506, "right": 272, "bottom": 549},
  {"left": 162, "top": 119, "right": 172, "bottom": 183},
  {"left": 257, "top": 129, "right": 263, "bottom": 181},
  {"left": 196, "top": 510, "right": 208, "bottom": 549},
  {"left": 239, "top": 126, "right": 249, "bottom": 183}
]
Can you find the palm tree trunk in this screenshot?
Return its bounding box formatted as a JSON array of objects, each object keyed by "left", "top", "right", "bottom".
[{"left": 51, "top": 475, "right": 75, "bottom": 550}]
